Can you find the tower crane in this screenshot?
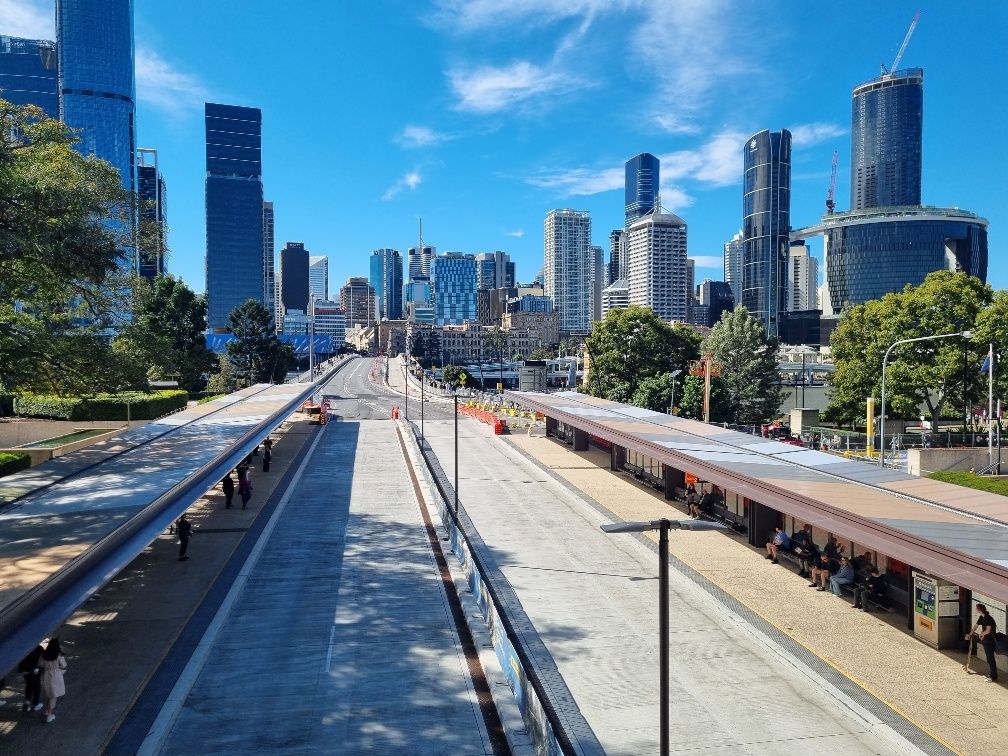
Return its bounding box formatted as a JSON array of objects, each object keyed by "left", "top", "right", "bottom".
[
  {"left": 826, "top": 149, "right": 838, "bottom": 214},
  {"left": 882, "top": 10, "right": 921, "bottom": 75}
]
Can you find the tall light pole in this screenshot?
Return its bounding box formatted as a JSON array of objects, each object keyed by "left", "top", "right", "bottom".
[
  {"left": 880, "top": 330, "right": 972, "bottom": 467},
  {"left": 453, "top": 387, "right": 459, "bottom": 520},
  {"left": 309, "top": 294, "right": 316, "bottom": 380},
  {"left": 668, "top": 369, "right": 682, "bottom": 415},
  {"left": 601, "top": 519, "right": 726, "bottom": 756}
]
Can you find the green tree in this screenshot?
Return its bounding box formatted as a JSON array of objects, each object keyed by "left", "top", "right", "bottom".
[
  {"left": 700, "top": 305, "right": 782, "bottom": 424},
  {"left": 485, "top": 327, "right": 508, "bottom": 389},
  {"left": 828, "top": 271, "right": 991, "bottom": 430},
  {"left": 441, "top": 364, "right": 469, "bottom": 388},
  {"left": 678, "top": 374, "right": 733, "bottom": 422},
  {"left": 206, "top": 353, "right": 237, "bottom": 394},
  {"left": 631, "top": 373, "right": 676, "bottom": 413},
  {"left": 225, "top": 299, "right": 292, "bottom": 385},
  {"left": 585, "top": 305, "right": 701, "bottom": 403},
  {"left": 528, "top": 346, "right": 554, "bottom": 361},
  {"left": 973, "top": 289, "right": 1008, "bottom": 407}
]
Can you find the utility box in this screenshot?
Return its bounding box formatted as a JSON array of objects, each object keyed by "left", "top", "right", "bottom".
[
  {"left": 912, "top": 571, "right": 961, "bottom": 649},
  {"left": 790, "top": 408, "right": 820, "bottom": 437},
  {"left": 518, "top": 363, "right": 547, "bottom": 392}
]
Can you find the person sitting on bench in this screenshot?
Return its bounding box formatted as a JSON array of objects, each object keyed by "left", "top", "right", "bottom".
[
  {"left": 809, "top": 552, "right": 837, "bottom": 591},
  {"left": 829, "top": 557, "right": 856, "bottom": 596},
  {"left": 852, "top": 567, "right": 887, "bottom": 611},
  {"left": 685, "top": 484, "right": 701, "bottom": 518},
  {"left": 790, "top": 525, "right": 816, "bottom": 577},
  {"left": 765, "top": 526, "right": 790, "bottom": 565}
]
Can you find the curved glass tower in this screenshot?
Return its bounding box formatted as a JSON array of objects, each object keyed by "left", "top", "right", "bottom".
[
  {"left": 56, "top": 0, "right": 136, "bottom": 194},
  {"left": 625, "top": 153, "right": 659, "bottom": 223},
  {"left": 850, "top": 69, "right": 923, "bottom": 211},
  {"left": 0, "top": 36, "right": 59, "bottom": 118},
  {"left": 742, "top": 129, "right": 791, "bottom": 338}
]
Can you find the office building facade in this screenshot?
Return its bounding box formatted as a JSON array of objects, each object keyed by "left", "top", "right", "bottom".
[
  {"left": 309, "top": 255, "right": 328, "bottom": 300},
  {"left": 312, "top": 300, "right": 346, "bottom": 346},
  {"left": 408, "top": 246, "right": 435, "bottom": 278},
  {"left": 608, "top": 229, "right": 625, "bottom": 285},
  {"left": 370, "top": 248, "right": 403, "bottom": 320},
  {"left": 136, "top": 148, "right": 166, "bottom": 279},
  {"left": 263, "top": 202, "right": 276, "bottom": 330},
  {"left": 723, "top": 229, "right": 744, "bottom": 307},
  {"left": 339, "top": 277, "right": 376, "bottom": 329},
  {"left": 851, "top": 69, "right": 923, "bottom": 211},
  {"left": 601, "top": 278, "right": 629, "bottom": 319},
  {"left": 625, "top": 152, "right": 660, "bottom": 223},
  {"left": 697, "top": 280, "right": 735, "bottom": 328},
  {"left": 57, "top": 0, "right": 136, "bottom": 195},
  {"left": 0, "top": 36, "right": 58, "bottom": 117},
  {"left": 279, "top": 242, "right": 309, "bottom": 317},
  {"left": 544, "top": 209, "right": 593, "bottom": 335},
  {"left": 205, "top": 103, "right": 264, "bottom": 331},
  {"left": 475, "top": 251, "right": 516, "bottom": 291},
  {"left": 625, "top": 213, "right": 689, "bottom": 322},
  {"left": 787, "top": 242, "right": 818, "bottom": 311},
  {"left": 431, "top": 253, "right": 477, "bottom": 326},
  {"left": 742, "top": 129, "right": 791, "bottom": 338}
]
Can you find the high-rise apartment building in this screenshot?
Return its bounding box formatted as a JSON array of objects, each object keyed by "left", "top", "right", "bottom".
[
  {"left": 625, "top": 153, "right": 660, "bottom": 224},
  {"left": 57, "top": 0, "right": 136, "bottom": 195},
  {"left": 601, "top": 278, "right": 629, "bottom": 319},
  {"left": 136, "top": 148, "right": 166, "bottom": 279},
  {"left": 851, "top": 69, "right": 923, "bottom": 211},
  {"left": 309, "top": 256, "right": 329, "bottom": 300},
  {"left": 787, "top": 242, "right": 818, "bottom": 311},
  {"left": 340, "top": 277, "right": 376, "bottom": 330},
  {"left": 742, "top": 129, "right": 791, "bottom": 338},
  {"left": 0, "top": 36, "right": 58, "bottom": 117},
  {"left": 279, "top": 242, "right": 309, "bottom": 318},
  {"left": 369, "top": 248, "right": 403, "bottom": 320},
  {"left": 544, "top": 209, "right": 593, "bottom": 335},
  {"left": 591, "top": 245, "right": 605, "bottom": 322},
  {"left": 723, "top": 230, "right": 744, "bottom": 308},
  {"left": 475, "top": 251, "right": 516, "bottom": 291},
  {"left": 625, "top": 213, "right": 689, "bottom": 322},
  {"left": 608, "top": 229, "right": 625, "bottom": 285},
  {"left": 205, "top": 103, "right": 264, "bottom": 331},
  {"left": 686, "top": 258, "right": 696, "bottom": 302},
  {"left": 431, "top": 253, "right": 477, "bottom": 326},
  {"left": 263, "top": 202, "right": 276, "bottom": 330}
]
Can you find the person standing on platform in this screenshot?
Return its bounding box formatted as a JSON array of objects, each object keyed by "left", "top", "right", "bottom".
[
  {"left": 221, "top": 473, "right": 235, "bottom": 509},
  {"left": 262, "top": 442, "right": 272, "bottom": 473},
  {"left": 177, "top": 514, "right": 192, "bottom": 561},
  {"left": 18, "top": 643, "right": 44, "bottom": 712},
  {"left": 238, "top": 469, "right": 252, "bottom": 509},
  {"left": 966, "top": 604, "right": 999, "bottom": 682},
  {"left": 38, "top": 638, "right": 67, "bottom": 723}
]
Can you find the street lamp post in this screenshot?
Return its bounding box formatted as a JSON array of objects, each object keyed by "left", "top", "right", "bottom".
[
  {"left": 421, "top": 364, "right": 425, "bottom": 445},
  {"left": 668, "top": 369, "right": 682, "bottom": 415},
  {"left": 453, "top": 388, "right": 459, "bottom": 520},
  {"left": 880, "top": 330, "right": 972, "bottom": 467},
  {"left": 600, "top": 518, "right": 726, "bottom": 756}
]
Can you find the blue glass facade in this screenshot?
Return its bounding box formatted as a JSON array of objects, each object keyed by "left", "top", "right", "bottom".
[
  {"left": 57, "top": 0, "right": 136, "bottom": 194},
  {"left": 0, "top": 36, "right": 59, "bottom": 118},
  {"left": 137, "top": 152, "right": 166, "bottom": 279},
  {"left": 742, "top": 129, "right": 791, "bottom": 338},
  {"left": 432, "top": 254, "right": 477, "bottom": 326},
  {"left": 625, "top": 153, "right": 659, "bottom": 223},
  {"left": 369, "top": 248, "right": 403, "bottom": 320},
  {"left": 824, "top": 207, "right": 988, "bottom": 310},
  {"left": 851, "top": 69, "right": 923, "bottom": 211},
  {"left": 205, "top": 103, "right": 264, "bottom": 331}
]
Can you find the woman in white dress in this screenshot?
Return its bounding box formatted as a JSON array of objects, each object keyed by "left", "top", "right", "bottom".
[{"left": 38, "top": 637, "right": 67, "bottom": 723}]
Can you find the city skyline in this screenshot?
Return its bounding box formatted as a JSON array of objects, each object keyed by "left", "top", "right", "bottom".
[{"left": 4, "top": 1, "right": 1005, "bottom": 297}]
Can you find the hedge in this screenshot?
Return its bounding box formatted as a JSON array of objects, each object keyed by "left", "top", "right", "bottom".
[
  {"left": 0, "top": 452, "right": 31, "bottom": 478},
  {"left": 12, "top": 390, "right": 189, "bottom": 421},
  {"left": 197, "top": 393, "right": 226, "bottom": 404}
]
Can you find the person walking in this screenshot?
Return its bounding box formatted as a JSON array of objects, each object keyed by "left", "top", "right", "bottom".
[
  {"left": 177, "top": 514, "right": 192, "bottom": 561},
  {"left": 238, "top": 470, "right": 252, "bottom": 509},
  {"left": 18, "top": 643, "right": 44, "bottom": 712},
  {"left": 38, "top": 638, "right": 67, "bottom": 723},
  {"left": 966, "top": 603, "right": 999, "bottom": 682},
  {"left": 262, "top": 442, "right": 272, "bottom": 473},
  {"left": 221, "top": 473, "right": 235, "bottom": 509}
]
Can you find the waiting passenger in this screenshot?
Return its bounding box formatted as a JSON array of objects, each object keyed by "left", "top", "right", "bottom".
[
  {"left": 809, "top": 553, "right": 836, "bottom": 591},
  {"left": 852, "top": 567, "right": 888, "bottom": 611},
  {"left": 829, "top": 557, "right": 856, "bottom": 596},
  {"left": 765, "top": 526, "right": 790, "bottom": 565},
  {"left": 790, "top": 525, "right": 816, "bottom": 577}
]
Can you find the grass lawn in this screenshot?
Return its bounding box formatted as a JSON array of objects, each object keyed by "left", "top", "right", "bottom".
[{"left": 927, "top": 470, "right": 1008, "bottom": 496}]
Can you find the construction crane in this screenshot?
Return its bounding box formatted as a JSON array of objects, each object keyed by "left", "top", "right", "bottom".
[
  {"left": 882, "top": 10, "right": 921, "bottom": 75},
  {"left": 826, "top": 149, "right": 838, "bottom": 214}
]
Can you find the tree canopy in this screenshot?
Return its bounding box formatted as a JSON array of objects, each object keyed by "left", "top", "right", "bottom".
[
  {"left": 827, "top": 271, "right": 993, "bottom": 429},
  {"left": 225, "top": 299, "right": 293, "bottom": 385}
]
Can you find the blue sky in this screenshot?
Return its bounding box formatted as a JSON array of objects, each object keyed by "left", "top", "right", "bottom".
[{"left": 7, "top": 0, "right": 1007, "bottom": 296}]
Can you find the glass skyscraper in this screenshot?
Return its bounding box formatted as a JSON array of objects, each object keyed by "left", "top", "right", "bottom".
[
  {"left": 431, "top": 253, "right": 477, "bottom": 326},
  {"left": 57, "top": 0, "right": 136, "bottom": 194},
  {"left": 309, "top": 256, "right": 329, "bottom": 301},
  {"left": 263, "top": 201, "right": 276, "bottom": 330},
  {"left": 625, "top": 153, "right": 659, "bottom": 224},
  {"left": 205, "top": 103, "right": 264, "bottom": 331},
  {"left": 850, "top": 69, "right": 923, "bottom": 211},
  {"left": 0, "top": 36, "right": 59, "bottom": 118},
  {"left": 279, "top": 242, "right": 309, "bottom": 315},
  {"left": 475, "top": 251, "right": 516, "bottom": 291},
  {"left": 408, "top": 246, "right": 435, "bottom": 279},
  {"left": 137, "top": 148, "right": 166, "bottom": 279},
  {"left": 370, "top": 248, "right": 403, "bottom": 320},
  {"left": 723, "top": 229, "right": 744, "bottom": 308},
  {"left": 742, "top": 129, "right": 791, "bottom": 338}
]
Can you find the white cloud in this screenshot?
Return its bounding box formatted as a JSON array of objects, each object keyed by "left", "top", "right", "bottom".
[
  {"left": 526, "top": 165, "right": 624, "bottom": 195},
  {"left": 449, "top": 60, "right": 578, "bottom": 113},
  {"left": 396, "top": 125, "right": 450, "bottom": 148},
  {"left": 382, "top": 170, "right": 423, "bottom": 201},
  {"left": 505, "top": 229, "right": 525, "bottom": 238},
  {"left": 0, "top": 0, "right": 53, "bottom": 39},
  {"left": 136, "top": 48, "right": 209, "bottom": 115},
  {"left": 690, "top": 255, "right": 723, "bottom": 268},
  {"left": 657, "top": 185, "right": 694, "bottom": 212},
  {"left": 789, "top": 122, "right": 846, "bottom": 148},
  {"left": 431, "top": 0, "right": 622, "bottom": 34}
]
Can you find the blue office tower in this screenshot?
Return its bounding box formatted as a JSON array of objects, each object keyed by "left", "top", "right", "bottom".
[
  {"left": 137, "top": 149, "right": 166, "bottom": 279},
  {"left": 625, "top": 153, "right": 660, "bottom": 223},
  {"left": 205, "top": 103, "right": 264, "bottom": 331},
  {"left": 432, "top": 254, "right": 477, "bottom": 326},
  {"left": 57, "top": 0, "right": 136, "bottom": 194},
  {"left": 0, "top": 36, "right": 59, "bottom": 118},
  {"left": 369, "top": 248, "right": 403, "bottom": 320},
  {"left": 742, "top": 129, "right": 791, "bottom": 339}
]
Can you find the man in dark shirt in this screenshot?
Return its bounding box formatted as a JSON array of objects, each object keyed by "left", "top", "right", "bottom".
[
  {"left": 177, "top": 514, "right": 192, "bottom": 562},
  {"left": 966, "top": 603, "right": 999, "bottom": 682},
  {"left": 791, "top": 525, "right": 816, "bottom": 577},
  {"left": 852, "top": 567, "right": 887, "bottom": 611},
  {"left": 809, "top": 553, "right": 836, "bottom": 591}
]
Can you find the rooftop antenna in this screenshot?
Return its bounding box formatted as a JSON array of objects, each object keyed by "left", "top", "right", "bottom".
[{"left": 882, "top": 10, "right": 921, "bottom": 75}]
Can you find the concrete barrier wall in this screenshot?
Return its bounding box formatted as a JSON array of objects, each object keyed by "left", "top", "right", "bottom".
[
  {"left": 0, "top": 420, "right": 137, "bottom": 448},
  {"left": 907, "top": 447, "right": 996, "bottom": 476}
]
